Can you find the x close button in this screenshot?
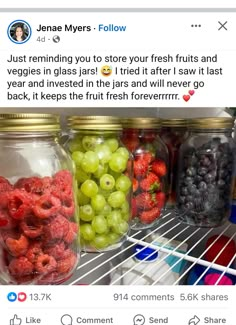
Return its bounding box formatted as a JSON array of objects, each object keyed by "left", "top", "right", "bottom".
[{"left": 218, "top": 21, "right": 228, "bottom": 31}]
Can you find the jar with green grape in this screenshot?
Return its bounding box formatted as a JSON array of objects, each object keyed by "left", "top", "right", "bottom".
[{"left": 66, "top": 116, "right": 132, "bottom": 252}]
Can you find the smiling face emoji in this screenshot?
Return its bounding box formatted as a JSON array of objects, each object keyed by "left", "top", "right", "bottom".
[{"left": 101, "top": 65, "right": 112, "bottom": 77}]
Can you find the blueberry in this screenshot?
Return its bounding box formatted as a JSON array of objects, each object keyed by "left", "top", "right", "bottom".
[
  {"left": 218, "top": 169, "right": 227, "bottom": 179},
  {"left": 198, "top": 181, "right": 207, "bottom": 191},
  {"left": 217, "top": 179, "right": 226, "bottom": 188},
  {"left": 204, "top": 171, "right": 216, "bottom": 183},
  {"left": 200, "top": 156, "right": 211, "bottom": 167},
  {"left": 183, "top": 176, "right": 194, "bottom": 185},
  {"left": 179, "top": 196, "right": 186, "bottom": 204},
  {"left": 181, "top": 187, "right": 189, "bottom": 196},
  {"left": 197, "top": 167, "right": 208, "bottom": 176},
  {"left": 185, "top": 202, "right": 194, "bottom": 210},
  {"left": 186, "top": 195, "right": 193, "bottom": 202},
  {"left": 187, "top": 184, "right": 197, "bottom": 194},
  {"left": 195, "top": 175, "right": 203, "bottom": 184},
  {"left": 186, "top": 167, "right": 197, "bottom": 177}
]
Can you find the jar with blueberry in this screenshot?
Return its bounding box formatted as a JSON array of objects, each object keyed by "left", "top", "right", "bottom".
[
  {"left": 66, "top": 116, "right": 132, "bottom": 252},
  {"left": 0, "top": 114, "right": 79, "bottom": 285},
  {"left": 121, "top": 118, "right": 168, "bottom": 229},
  {"left": 160, "top": 119, "right": 188, "bottom": 209},
  {"left": 176, "top": 117, "right": 235, "bottom": 227}
]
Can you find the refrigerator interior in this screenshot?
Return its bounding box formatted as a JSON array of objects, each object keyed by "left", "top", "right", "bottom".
[{"left": 1, "top": 106, "right": 235, "bottom": 285}]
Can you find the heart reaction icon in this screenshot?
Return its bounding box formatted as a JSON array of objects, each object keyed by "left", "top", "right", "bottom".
[
  {"left": 18, "top": 292, "right": 27, "bottom": 302},
  {"left": 183, "top": 95, "right": 190, "bottom": 102}
]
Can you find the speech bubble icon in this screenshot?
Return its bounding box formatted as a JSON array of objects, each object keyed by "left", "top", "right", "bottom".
[
  {"left": 61, "top": 314, "right": 73, "bottom": 325},
  {"left": 133, "top": 314, "right": 145, "bottom": 325}
]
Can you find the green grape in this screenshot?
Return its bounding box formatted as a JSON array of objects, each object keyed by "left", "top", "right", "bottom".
[
  {"left": 113, "top": 220, "right": 129, "bottom": 235},
  {"left": 109, "top": 153, "right": 127, "bottom": 173},
  {"left": 107, "top": 210, "right": 122, "bottom": 228},
  {"left": 81, "top": 151, "right": 99, "bottom": 173},
  {"left": 72, "top": 151, "right": 84, "bottom": 167},
  {"left": 77, "top": 188, "right": 90, "bottom": 205},
  {"left": 94, "top": 144, "right": 112, "bottom": 164},
  {"left": 115, "top": 175, "right": 131, "bottom": 192},
  {"left": 108, "top": 191, "right": 126, "bottom": 208},
  {"left": 122, "top": 213, "right": 130, "bottom": 221},
  {"left": 93, "top": 164, "right": 108, "bottom": 178},
  {"left": 100, "top": 174, "right": 115, "bottom": 190},
  {"left": 91, "top": 194, "right": 106, "bottom": 212},
  {"left": 100, "top": 203, "right": 112, "bottom": 216},
  {"left": 107, "top": 232, "right": 120, "bottom": 245},
  {"left": 75, "top": 169, "right": 91, "bottom": 183},
  {"left": 82, "top": 135, "right": 99, "bottom": 151},
  {"left": 80, "top": 223, "right": 95, "bottom": 241},
  {"left": 91, "top": 215, "right": 108, "bottom": 234},
  {"left": 81, "top": 180, "right": 98, "bottom": 197},
  {"left": 116, "top": 147, "right": 129, "bottom": 160},
  {"left": 104, "top": 138, "right": 119, "bottom": 152},
  {"left": 120, "top": 201, "right": 130, "bottom": 215},
  {"left": 69, "top": 137, "right": 85, "bottom": 152},
  {"left": 80, "top": 204, "right": 95, "bottom": 221},
  {"left": 91, "top": 234, "right": 109, "bottom": 249}
]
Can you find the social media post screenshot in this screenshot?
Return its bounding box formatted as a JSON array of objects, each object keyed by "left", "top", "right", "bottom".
[{"left": 0, "top": 3, "right": 236, "bottom": 325}]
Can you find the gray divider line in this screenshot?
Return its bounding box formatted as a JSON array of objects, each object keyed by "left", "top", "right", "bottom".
[{"left": 0, "top": 8, "right": 236, "bottom": 12}]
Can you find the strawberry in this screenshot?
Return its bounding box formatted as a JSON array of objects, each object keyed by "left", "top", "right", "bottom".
[
  {"left": 140, "top": 172, "right": 160, "bottom": 192},
  {"left": 135, "top": 152, "right": 155, "bottom": 164},
  {"left": 139, "top": 207, "right": 161, "bottom": 224},
  {"left": 155, "top": 191, "right": 166, "bottom": 209},
  {"left": 151, "top": 159, "right": 167, "bottom": 177},
  {"left": 135, "top": 192, "right": 156, "bottom": 210},
  {"left": 132, "top": 178, "right": 139, "bottom": 193},
  {"left": 141, "top": 131, "right": 156, "bottom": 143},
  {"left": 133, "top": 159, "right": 149, "bottom": 177},
  {"left": 122, "top": 136, "right": 140, "bottom": 152},
  {"left": 131, "top": 198, "right": 138, "bottom": 218}
]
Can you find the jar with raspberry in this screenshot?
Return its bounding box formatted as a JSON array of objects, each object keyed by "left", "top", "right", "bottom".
[
  {"left": 121, "top": 118, "right": 169, "bottom": 229},
  {"left": 176, "top": 117, "right": 235, "bottom": 227},
  {"left": 0, "top": 114, "right": 79, "bottom": 285},
  {"left": 66, "top": 116, "right": 132, "bottom": 252},
  {"left": 160, "top": 119, "right": 188, "bottom": 209}
]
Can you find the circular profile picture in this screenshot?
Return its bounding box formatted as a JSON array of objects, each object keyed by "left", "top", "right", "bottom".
[{"left": 7, "top": 20, "right": 31, "bottom": 44}]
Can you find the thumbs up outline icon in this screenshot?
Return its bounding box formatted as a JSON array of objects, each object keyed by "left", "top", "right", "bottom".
[{"left": 9, "top": 314, "right": 22, "bottom": 325}]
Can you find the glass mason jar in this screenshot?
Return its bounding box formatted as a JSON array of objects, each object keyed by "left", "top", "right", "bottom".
[
  {"left": 160, "top": 119, "right": 189, "bottom": 209},
  {"left": 121, "top": 118, "right": 168, "bottom": 230},
  {"left": 66, "top": 116, "right": 132, "bottom": 252},
  {"left": 176, "top": 117, "right": 235, "bottom": 227},
  {"left": 0, "top": 114, "right": 79, "bottom": 285}
]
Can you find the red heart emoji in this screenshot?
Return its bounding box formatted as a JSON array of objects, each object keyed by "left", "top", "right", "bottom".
[
  {"left": 189, "top": 90, "right": 195, "bottom": 96},
  {"left": 183, "top": 95, "right": 190, "bottom": 102}
]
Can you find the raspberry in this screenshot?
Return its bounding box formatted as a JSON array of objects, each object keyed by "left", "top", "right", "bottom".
[
  {"left": 44, "top": 242, "right": 66, "bottom": 260},
  {"left": 9, "top": 256, "right": 34, "bottom": 276},
  {"left": 8, "top": 189, "right": 32, "bottom": 220},
  {"left": 5, "top": 234, "right": 29, "bottom": 257},
  {"left": 57, "top": 253, "right": 77, "bottom": 274},
  {"left": 0, "top": 209, "right": 18, "bottom": 229},
  {"left": 0, "top": 192, "right": 10, "bottom": 209},
  {"left": 60, "top": 194, "right": 75, "bottom": 218},
  {"left": 44, "top": 215, "right": 69, "bottom": 242},
  {"left": 20, "top": 217, "right": 43, "bottom": 238},
  {"left": 25, "top": 243, "right": 43, "bottom": 263},
  {"left": 0, "top": 176, "right": 10, "bottom": 184},
  {"left": 52, "top": 170, "right": 73, "bottom": 199},
  {"left": 63, "top": 222, "right": 78, "bottom": 244},
  {"left": 37, "top": 271, "right": 59, "bottom": 285},
  {"left": 33, "top": 194, "right": 61, "bottom": 219},
  {"left": 14, "top": 177, "right": 44, "bottom": 194},
  {"left": 35, "top": 254, "right": 57, "bottom": 274}
]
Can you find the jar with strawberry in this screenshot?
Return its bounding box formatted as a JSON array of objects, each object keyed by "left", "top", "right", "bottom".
[
  {"left": 160, "top": 119, "right": 188, "bottom": 209},
  {"left": 122, "top": 118, "right": 168, "bottom": 229},
  {"left": 0, "top": 114, "right": 79, "bottom": 285},
  {"left": 66, "top": 116, "right": 132, "bottom": 252}
]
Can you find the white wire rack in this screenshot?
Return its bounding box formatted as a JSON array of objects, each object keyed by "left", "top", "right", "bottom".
[{"left": 67, "top": 212, "right": 236, "bottom": 286}]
